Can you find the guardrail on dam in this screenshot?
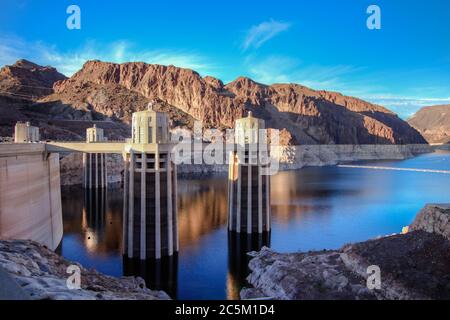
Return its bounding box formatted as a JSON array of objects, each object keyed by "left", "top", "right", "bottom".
[{"left": 0, "top": 143, "right": 63, "bottom": 250}]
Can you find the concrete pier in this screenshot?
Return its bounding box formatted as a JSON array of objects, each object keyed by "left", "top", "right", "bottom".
[
  {"left": 123, "top": 105, "right": 178, "bottom": 260},
  {"left": 83, "top": 125, "right": 108, "bottom": 189},
  {"left": 228, "top": 112, "right": 271, "bottom": 234}
]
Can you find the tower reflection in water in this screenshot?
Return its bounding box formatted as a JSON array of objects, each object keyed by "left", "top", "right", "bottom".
[
  {"left": 83, "top": 188, "right": 106, "bottom": 227},
  {"left": 227, "top": 231, "right": 270, "bottom": 300},
  {"left": 122, "top": 255, "right": 178, "bottom": 299},
  {"left": 82, "top": 187, "right": 178, "bottom": 298},
  {"left": 82, "top": 188, "right": 107, "bottom": 250}
]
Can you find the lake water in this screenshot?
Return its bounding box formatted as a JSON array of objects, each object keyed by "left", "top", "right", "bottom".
[{"left": 60, "top": 150, "right": 450, "bottom": 299}]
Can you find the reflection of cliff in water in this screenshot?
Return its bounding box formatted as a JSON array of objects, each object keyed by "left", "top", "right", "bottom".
[
  {"left": 61, "top": 187, "right": 123, "bottom": 255},
  {"left": 177, "top": 178, "right": 228, "bottom": 248},
  {"left": 227, "top": 232, "right": 270, "bottom": 300},
  {"left": 123, "top": 255, "right": 178, "bottom": 299}
]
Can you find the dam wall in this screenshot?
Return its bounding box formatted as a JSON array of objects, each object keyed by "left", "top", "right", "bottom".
[{"left": 0, "top": 144, "right": 63, "bottom": 250}]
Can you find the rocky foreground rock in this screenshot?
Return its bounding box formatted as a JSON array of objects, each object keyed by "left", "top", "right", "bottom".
[
  {"left": 0, "top": 239, "right": 170, "bottom": 300},
  {"left": 242, "top": 204, "right": 450, "bottom": 300}
]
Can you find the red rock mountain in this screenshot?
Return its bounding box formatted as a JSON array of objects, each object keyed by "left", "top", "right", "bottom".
[
  {"left": 0, "top": 59, "right": 66, "bottom": 98},
  {"left": 1, "top": 59, "right": 427, "bottom": 144},
  {"left": 408, "top": 105, "right": 450, "bottom": 144},
  {"left": 49, "top": 60, "right": 426, "bottom": 144},
  {"left": 0, "top": 60, "right": 71, "bottom": 139}
]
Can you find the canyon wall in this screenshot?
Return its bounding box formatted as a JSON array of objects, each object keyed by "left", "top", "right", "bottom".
[
  {"left": 59, "top": 153, "right": 123, "bottom": 186},
  {"left": 408, "top": 105, "right": 450, "bottom": 144}
]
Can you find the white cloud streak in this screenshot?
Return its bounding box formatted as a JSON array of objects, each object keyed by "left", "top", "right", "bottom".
[
  {"left": 0, "top": 36, "right": 215, "bottom": 76},
  {"left": 244, "top": 54, "right": 363, "bottom": 92},
  {"left": 242, "top": 19, "right": 291, "bottom": 50},
  {"left": 243, "top": 54, "right": 450, "bottom": 119}
]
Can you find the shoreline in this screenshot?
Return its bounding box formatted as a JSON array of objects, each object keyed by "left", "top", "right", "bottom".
[
  {"left": 241, "top": 204, "right": 450, "bottom": 300},
  {"left": 60, "top": 144, "right": 433, "bottom": 185}
]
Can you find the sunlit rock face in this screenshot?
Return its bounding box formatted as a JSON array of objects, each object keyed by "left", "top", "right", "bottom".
[
  {"left": 49, "top": 60, "right": 426, "bottom": 145},
  {"left": 408, "top": 105, "right": 450, "bottom": 144},
  {"left": 242, "top": 204, "right": 450, "bottom": 300}
]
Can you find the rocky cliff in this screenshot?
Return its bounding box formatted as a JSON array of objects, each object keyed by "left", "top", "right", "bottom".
[
  {"left": 0, "top": 60, "right": 129, "bottom": 140},
  {"left": 242, "top": 204, "right": 450, "bottom": 300},
  {"left": 59, "top": 153, "right": 123, "bottom": 186},
  {"left": 46, "top": 60, "right": 426, "bottom": 145},
  {"left": 0, "top": 59, "right": 427, "bottom": 144},
  {"left": 408, "top": 105, "right": 450, "bottom": 144},
  {"left": 0, "top": 59, "right": 66, "bottom": 98},
  {"left": 0, "top": 60, "right": 67, "bottom": 138}
]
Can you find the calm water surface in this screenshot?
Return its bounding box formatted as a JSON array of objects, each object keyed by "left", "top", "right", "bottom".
[{"left": 60, "top": 151, "right": 450, "bottom": 299}]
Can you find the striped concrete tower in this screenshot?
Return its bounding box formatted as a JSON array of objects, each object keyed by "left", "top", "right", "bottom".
[
  {"left": 123, "top": 103, "right": 178, "bottom": 260},
  {"left": 227, "top": 112, "right": 271, "bottom": 234},
  {"left": 83, "top": 124, "right": 108, "bottom": 189}
]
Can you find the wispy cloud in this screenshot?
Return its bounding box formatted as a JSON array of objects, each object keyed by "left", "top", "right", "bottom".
[
  {"left": 244, "top": 54, "right": 364, "bottom": 92},
  {"left": 0, "top": 36, "right": 215, "bottom": 76},
  {"left": 242, "top": 54, "right": 450, "bottom": 119},
  {"left": 242, "top": 19, "right": 291, "bottom": 51},
  {"left": 366, "top": 96, "right": 450, "bottom": 119}
]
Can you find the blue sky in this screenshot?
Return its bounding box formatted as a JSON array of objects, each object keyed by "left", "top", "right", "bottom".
[{"left": 1, "top": 0, "right": 449, "bottom": 118}]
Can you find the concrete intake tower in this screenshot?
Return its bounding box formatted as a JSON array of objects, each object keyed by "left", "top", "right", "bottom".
[
  {"left": 123, "top": 105, "right": 178, "bottom": 260},
  {"left": 83, "top": 125, "right": 108, "bottom": 189},
  {"left": 227, "top": 112, "right": 271, "bottom": 234}
]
